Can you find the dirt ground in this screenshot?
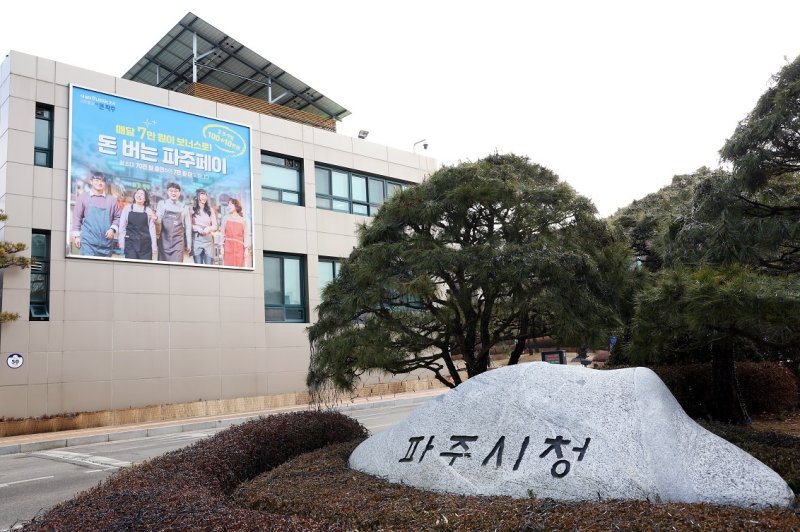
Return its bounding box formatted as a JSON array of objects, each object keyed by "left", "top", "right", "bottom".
[{"left": 751, "top": 411, "right": 800, "bottom": 437}]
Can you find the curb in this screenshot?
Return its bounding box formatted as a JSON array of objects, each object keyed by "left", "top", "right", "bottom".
[{"left": 0, "top": 389, "right": 444, "bottom": 456}]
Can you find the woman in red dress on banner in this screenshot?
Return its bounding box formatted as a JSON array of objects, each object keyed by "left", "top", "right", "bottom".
[{"left": 221, "top": 198, "right": 249, "bottom": 267}]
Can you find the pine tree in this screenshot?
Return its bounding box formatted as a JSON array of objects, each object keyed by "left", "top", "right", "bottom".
[
  {"left": 308, "top": 154, "right": 633, "bottom": 396},
  {"left": 0, "top": 211, "right": 31, "bottom": 322}
]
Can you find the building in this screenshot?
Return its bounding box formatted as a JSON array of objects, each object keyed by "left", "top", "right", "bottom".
[{"left": 0, "top": 13, "right": 436, "bottom": 420}]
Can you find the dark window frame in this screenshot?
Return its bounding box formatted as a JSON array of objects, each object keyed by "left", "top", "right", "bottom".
[
  {"left": 29, "top": 230, "right": 50, "bottom": 321},
  {"left": 263, "top": 252, "right": 307, "bottom": 323},
  {"left": 261, "top": 151, "right": 303, "bottom": 205},
  {"left": 34, "top": 103, "right": 54, "bottom": 168},
  {"left": 315, "top": 165, "right": 408, "bottom": 216}
]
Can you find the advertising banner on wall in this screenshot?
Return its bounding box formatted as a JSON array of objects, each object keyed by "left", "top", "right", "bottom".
[{"left": 67, "top": 85, "right": 254, "bottom": 269}]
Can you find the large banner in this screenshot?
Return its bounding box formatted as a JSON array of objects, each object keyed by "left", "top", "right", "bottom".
[{"left": 68, "top": 85, "right": 254, "bottom": 269}]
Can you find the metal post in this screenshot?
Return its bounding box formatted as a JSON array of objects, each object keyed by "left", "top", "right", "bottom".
[{"left": 192, "top": 32, "right": 198, "bottom": 83}]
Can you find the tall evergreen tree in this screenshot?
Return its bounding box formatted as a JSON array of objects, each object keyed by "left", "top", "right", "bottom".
[
  {"left": 308, "top": 154, "right": 632, "bottom": 396},
  {"left": 614, "top": 54, "right": 800, "bottom": 423}
]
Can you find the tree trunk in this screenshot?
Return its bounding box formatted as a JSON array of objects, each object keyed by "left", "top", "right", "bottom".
[
  {"left": 508, "top": 338, "right": 526, "bottom": 366},
  {"left": 508, "top": 314, "right": 529, "bottom": 366},
  {"left": 710, "top": 343, "right": 750, "bottom": 424},
  {"left": 465, "top": 351, "right": 489, "bottom": 378},
  {"left": 442, "top": 349, "right": 463, "bottom": 386}
]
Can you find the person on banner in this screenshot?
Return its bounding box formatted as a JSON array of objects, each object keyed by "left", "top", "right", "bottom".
[
  {"left": 155, "top": 182, "right": 191, "bottom": 263},
  {"left": 221, "top": 198, "right": 250, "bottom": 267},
  {"left": 118, "top": 188, "right": 158, "bottom": 261},
  {"left": 70, "top": 171, "right": 122, "bottom": 257},
  {"left": 189, "top": 189, "right": 218, "bottom": 265}
]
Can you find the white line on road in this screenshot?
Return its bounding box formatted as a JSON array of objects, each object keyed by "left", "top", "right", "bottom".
[
  {"left": 33, "top": 450, "right": 131, "bottom": 469},
  {"left": 0, "top": 475, "right": 54, "bottom": 488}
]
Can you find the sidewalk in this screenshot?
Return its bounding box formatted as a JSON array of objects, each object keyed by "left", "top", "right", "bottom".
[{"left": 0, "top": 388, "right": 447, "bottom": 456}]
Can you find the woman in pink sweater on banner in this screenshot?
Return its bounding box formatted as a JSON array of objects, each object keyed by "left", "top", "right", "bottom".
[{"left": 221, "top": 198, "right": 250, "bottom": 267}]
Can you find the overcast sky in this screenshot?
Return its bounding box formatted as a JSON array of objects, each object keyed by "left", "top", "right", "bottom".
[{"left": 3, "top": 1, "right": 799, "bottom": 216}]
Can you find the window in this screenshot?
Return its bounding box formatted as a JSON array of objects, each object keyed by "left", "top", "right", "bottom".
[
  {"left": 261, "top": 152, "right": 302, "bottom": 204},
  {"left": 318, "top": 258, "right": 342, "bottom": 293},
  {"left": 315, "top": 165, "right": 407, "bottom": 216},
  {"left": 264, "top": 253, "right": 306, "bottom": 322},
  {"left": 34, "top": 104, "right": 54, "bottom": 168},
  {"left": 29, "top": 230, "right": 50, "bottom": 321}
]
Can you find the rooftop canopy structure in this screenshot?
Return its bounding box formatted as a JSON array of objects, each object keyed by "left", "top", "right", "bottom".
[{"left": 123, "top": 12, "right": 349, "bottom": 130}]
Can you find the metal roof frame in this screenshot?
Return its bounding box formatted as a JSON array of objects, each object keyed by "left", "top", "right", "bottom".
[{"left": 123, "top": 12, "right": 350, "bottom": 121}]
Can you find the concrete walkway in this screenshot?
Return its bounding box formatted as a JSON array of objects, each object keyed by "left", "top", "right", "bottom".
[{"left": 0, "top": 388, "right": 447, "bottom": 456}]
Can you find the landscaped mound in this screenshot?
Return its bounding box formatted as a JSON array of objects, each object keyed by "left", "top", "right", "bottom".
[
  {"left": 235, "top": 434, "right": 800, "bottom": 531},
  {"left": 24, "top": 410, "right": 367, "bottom": 531},
  {"left": 22, "top": 409, "right": 800, "bottom": 531}
]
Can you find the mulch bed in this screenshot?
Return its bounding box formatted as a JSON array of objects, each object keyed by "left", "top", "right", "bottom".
[
  {"left": 22, "top": 410, "right": 800, "bottom": 531},
  {"left": 234, "top": 439, "right": 800, "bottom": 531}
]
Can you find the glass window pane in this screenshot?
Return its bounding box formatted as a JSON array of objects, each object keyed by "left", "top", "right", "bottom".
[
  {"left": 261, "top": 154, "right": 284, "bottom": 166},
  {"left": 332, "top": 171, "right": 349, "bottom": 198},
  {"left": 352, "top": 203, "right": 369, "bottom": 215},
  {"left": 284, "top": 258, "right": 302, "bottom": 305},
  {"left": 315, "top": 168, "right": 330, "bottom": 195},
  {"left": 334, "top": 261, "right": 341, "bottom": 277},
  {"left": 282, "top": 192, "right": 299, "bottom": 204},
  {"left": 31, "top": 234, "right": 48, "bottom": 259},
  {"left": 319, "top": 261, "right": 334, "bottom": 292},
  {"left": 387, "top": 182, "right": 402, "bottom": 198},
  {"left": 35, "top": 119, "right": 51, "bottom": 149},
  {"left": 264, "top": 257, "right": 282, "bottom": 305},
  {"left": 369, "top": 205, "right": 382, "bottom": 216},
  {"left": 262, "top": 188, "right": 280, "bottom": 201},
  {"left": 34, "top": 151, "right": 48, "bottom": 167},
  {"left": 263, "top": 165, "right": 299, "bottom": 192},
  {"left": 332, "top": 199, "right": 350, "bottom": 212},
  {"left": 30, "top": 304, "right": 49, "bottom": 319},
  {"left": 351, "top": 175, "right": 367, "bottom": 202},
  {"left": 369, "top": 178, "right": 385, "bottom": 205},
  {"left": 285, "top": 308, "right": 304, "bottom": 321},
  {"left": 30, "top": 273, "right": 47, "bottom": 302},
  {"left": 316, "top": 197, "right": 332, "bottom": 209},
  {"left": 265, "top": 307, "right": 284, "bottom": 321}
]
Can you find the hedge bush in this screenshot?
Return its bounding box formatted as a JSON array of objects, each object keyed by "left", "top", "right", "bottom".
[
  {"left": 24, "top": 410, "right": 366, "bottom": 531},
  {"left": 652, "top": 362, "right": 799, "bottom": 418},
  {"left": 20, "top": 402, "right": 800, "bottom": 530}
]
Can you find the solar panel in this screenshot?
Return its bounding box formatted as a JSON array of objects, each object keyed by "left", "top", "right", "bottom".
[{"left": 122, "top": 13, "right": 350, "bottom": 121}]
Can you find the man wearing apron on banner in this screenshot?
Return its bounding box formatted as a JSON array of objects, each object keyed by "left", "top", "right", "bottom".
[
  {"left": 155, "top": 182, "right": 191, "bottom": 262},
  {"left": 70, "top": 171, "right": 122, "bottom": 257}
]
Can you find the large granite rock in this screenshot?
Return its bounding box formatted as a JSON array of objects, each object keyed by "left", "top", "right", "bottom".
[{"left": 349, "top": 362, "right": 794, "bottom": 508}]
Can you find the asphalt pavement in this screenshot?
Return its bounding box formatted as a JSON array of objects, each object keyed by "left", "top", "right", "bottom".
[{"left": 0, "top": 388, "right": 448, "bottom": 531}]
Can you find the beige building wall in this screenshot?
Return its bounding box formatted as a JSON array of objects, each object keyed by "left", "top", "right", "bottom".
[{"left": 0, "top": 51, "right": 436, "bottom": 419}]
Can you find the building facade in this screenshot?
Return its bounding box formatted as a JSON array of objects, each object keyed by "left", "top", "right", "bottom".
[{"left": 0, "top": 49, "right": 435, "bottom": 419}]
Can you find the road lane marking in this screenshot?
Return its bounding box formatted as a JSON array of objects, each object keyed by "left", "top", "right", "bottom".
[
  {"left": 33, "top": 450, "right": 131, "bottom": 469},
  {"left": 0, "top": 475, "right": 54, "bottom": 488}
]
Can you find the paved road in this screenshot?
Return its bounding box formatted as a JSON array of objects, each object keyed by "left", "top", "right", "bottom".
[{"left": 0, "top": 398, "right": 429, "bottom": 531}]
